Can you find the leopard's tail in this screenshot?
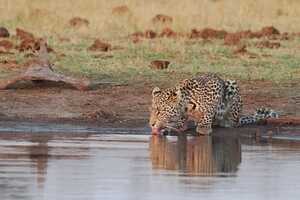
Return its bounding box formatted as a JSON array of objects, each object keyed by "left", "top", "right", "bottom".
[
  {"left": 224, "top": 79, "right": 278, "bottom": 126},
  {"left": 239, "top": 107, "right": 279, "bottom": 125}
]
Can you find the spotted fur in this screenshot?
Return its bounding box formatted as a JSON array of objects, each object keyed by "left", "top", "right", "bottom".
[{"left": 149, "top": 73, "right": 278, "bottom": 135}]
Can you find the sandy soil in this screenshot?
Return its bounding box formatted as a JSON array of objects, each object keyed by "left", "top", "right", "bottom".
[{"left": 0, "top": 80, "right": 298, "bottom": 128}]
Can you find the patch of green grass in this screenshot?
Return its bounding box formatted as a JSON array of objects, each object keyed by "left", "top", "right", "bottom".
[
  {"left": 1, "top": 36, "right": 299, "bottom": 86},
  {"left": 46, "top": 36, "right": 300, "bottom": 86}
]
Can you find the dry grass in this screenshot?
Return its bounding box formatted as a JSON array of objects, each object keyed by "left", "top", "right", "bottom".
[
  {"left": 1, "top": 0, "right": 300, "bottom": 38},
  {"left": 0, "top": 0, "right": 300, "bottom": 86}
]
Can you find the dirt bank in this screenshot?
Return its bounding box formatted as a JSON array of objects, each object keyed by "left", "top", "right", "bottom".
[{"left": 0, "top": 80, "right": 298, "bottom": 128}]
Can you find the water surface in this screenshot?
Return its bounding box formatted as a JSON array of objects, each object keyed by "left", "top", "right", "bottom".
[{"left": 0, "top": 131, "right": 300, "bottom": 200}]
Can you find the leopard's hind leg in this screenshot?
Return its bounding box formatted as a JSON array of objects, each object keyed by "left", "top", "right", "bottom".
[{"left": 215, "top": 79, "right": 242, "bottom": 128}]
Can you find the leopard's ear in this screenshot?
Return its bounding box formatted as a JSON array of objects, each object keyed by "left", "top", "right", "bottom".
[{"left": 152, "top": 87, "right": 161, "bottom": 97}]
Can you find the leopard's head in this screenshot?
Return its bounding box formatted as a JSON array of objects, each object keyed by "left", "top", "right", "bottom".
[{"left": 149, "top": 86, "right": 188, "bottom": 135}]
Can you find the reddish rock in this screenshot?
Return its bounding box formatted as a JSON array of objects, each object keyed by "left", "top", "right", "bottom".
[
  {"left": 234, "top": 30, "right": 262, "bottom": 39},
  {"left": 224, "top": 33, "right": 241, "bottom": 46},
  {"left": 59, "top": 37, "right": 71, "bottom": 42},
  {"left": 233, "top": 45, "right": 247, "bottom": 54},
  {"left": 279, "top": 32, "right": 290, "bottom": 40},
  {"left": 260, "top": 26, "right": 280, "bottom": 37},
  {"left": 0, "top": 27, "right": 10, "bottom": 38},
  {"left": 0, "top": 59, "right": 19, "bottom": 68},
  {"left": 17, "top": 38, "right": 53, "bottom": 53},
  {"left": 16, "top": 28, "right": 35, "bottom": 41},
  {"left": 88, "top": 39, "right": 112, "bottom": 51},
  {"left": 145, "top": 30, "right": 157, "bottom": 39},
  {"left": 159, "top": 27, "right": 177, "bottom": 38},
  {"left": 255, "top": 40, "right": 281, "bottom": 49},
  {"left": 131, "top": 31, "right": 144, "bottom": 38},
  {"left": 200, "top": 28, "right": 227, "bottom": 39},
  {"left": 69, "top": 17, "right": 89, "bottom": 28},
  {"left": 150, "top": 60, "right": 170, "bottom": 70},
  {"left": 0, "top": 40, "right": 14, "bottom": 51},
  {"left": 236, "top": 30, "right": 253, "bottom": 38},
  {"left": 132, "top": 37, "right": 141, "bottom": 43},
  {"left": 190, "top": 29, "right": 201, "bottom": 39},
  {"left": 190, "top": 28, "right": 227, "bottom": 39},
  {"left": 152, "top": 14, "right": 173, "bottom": 24},
  {"left": 17, "top": 38, "right": 38, "bottom": 52},
  {"left": 112, "top": 5, "right": 131, "bottom": 15},
  {"left": 130, "top": 32, "right": 144, "bottom": 43}
]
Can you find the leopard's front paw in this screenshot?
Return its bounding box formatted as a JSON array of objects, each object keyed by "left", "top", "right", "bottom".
[{"left": 196, "top": 127, "right": 212, "bottom": 136}]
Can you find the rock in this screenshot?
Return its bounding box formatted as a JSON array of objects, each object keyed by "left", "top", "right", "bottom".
[
  {"left": 152, "top": 14, "right": 173, "bottom": 24},
  {"left": 260, "top": 26, "right": 280, "bottom": 37},
  {"left": 87, "top": 39, "right": 112, "bottom": 52},
  {"left": 224, "top": 33, "right": 241, "bottom": 46},
  {"left": 17, "top": 38, "right": 53, "bottom": 53},
  {"left": 255, "top": 40, "right": 281, "bottom": 49},
  {"left": 0, "top": 27, "right": 10, "bottom": 38},
  {"left": 0, "top": 59, "right": 19, "bottom": 68},
  {"left": 69, "top": 17, "right": 89, "bottom": 28},
  {"left": 150, "top": 60, "right": 170, "bottom": 70},
  {"left": 233, "top": 45, "right": 247, "bottom": 54},
  {"left": 16, "top": 28, "right": 35, "bottom": 41},
  {"left": 145, "top": 30, "right": 157, "bottom": 39},
  {"left": 190, "top": 28, "right": 227, "bottom": 39},
  {"left": 112, "top": 5, "right": 131, "bottom": 15},
  {"left": 159, "top": 27, "right": 177, "bottom": 38},
  {"left": 0, "top": 40, "right": 14, "bottom": 51},
  {"left": 200, "top": 28, "right": 227, "bottom": 39}
]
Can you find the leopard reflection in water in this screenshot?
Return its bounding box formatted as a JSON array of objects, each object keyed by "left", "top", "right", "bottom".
[{"left": 149, "top": 134, "right": 241, "bottom": 176}]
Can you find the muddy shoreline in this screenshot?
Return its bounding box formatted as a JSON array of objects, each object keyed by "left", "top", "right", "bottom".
[
  {"left": 0, "top": 81, "right": 298, "bottom": 127},
  {"left": 0, "top": 81, "right": 298, "bottom": 142}
]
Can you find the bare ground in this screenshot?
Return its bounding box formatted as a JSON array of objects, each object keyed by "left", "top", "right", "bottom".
[{"left": 0, "top": 80, "right": 298, "bottom": 128}]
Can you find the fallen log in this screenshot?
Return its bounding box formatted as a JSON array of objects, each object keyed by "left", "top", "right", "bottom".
[{"left": 0, "top": 39, "right": 91, "bottom": 90}]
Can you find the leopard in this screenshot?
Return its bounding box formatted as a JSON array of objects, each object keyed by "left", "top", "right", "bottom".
[{"left": 149, "top": 73, "right": 278, "bottom": 135}]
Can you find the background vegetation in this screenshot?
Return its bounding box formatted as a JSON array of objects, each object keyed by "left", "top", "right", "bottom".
[{"left": 0, "top": 0, "right": 300, "bottom": 86}]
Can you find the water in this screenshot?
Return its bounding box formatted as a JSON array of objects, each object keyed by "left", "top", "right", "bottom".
[{"left": 0, "top": 131, "right": 300, "bottom": 200}]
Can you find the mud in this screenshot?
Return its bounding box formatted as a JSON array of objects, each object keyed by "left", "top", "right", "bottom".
[{"left": 0, "top": 79, "right": 298, "bottom": 130}]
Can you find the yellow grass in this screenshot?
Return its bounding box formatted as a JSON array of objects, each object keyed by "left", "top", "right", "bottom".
[{"left": 1, "top": 0, "right": 300, "bottom": 38}]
